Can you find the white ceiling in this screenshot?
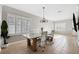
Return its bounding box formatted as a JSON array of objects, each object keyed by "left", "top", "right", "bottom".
[{"left": 5, "top": 4, "right": 77, "bottom": 21}]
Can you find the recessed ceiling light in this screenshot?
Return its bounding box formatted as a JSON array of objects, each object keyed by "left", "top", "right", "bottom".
[{"left": 57, "top": 10, "right": 62, "bottom": 13}]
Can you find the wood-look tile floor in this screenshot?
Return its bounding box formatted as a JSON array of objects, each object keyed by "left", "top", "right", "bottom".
[{"left": 0, "top": 34, "right": 79, "bottom": 54}]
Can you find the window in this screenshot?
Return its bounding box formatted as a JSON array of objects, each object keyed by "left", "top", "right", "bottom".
[
  {"left": 15, "top": 16, "right": 21, "bottom": 34},
  {"left": 7, "top": 13, "right": 30, "bottom": 35},
  {"left": 7, "top": 14, "right": 15, "bottom": 34}
]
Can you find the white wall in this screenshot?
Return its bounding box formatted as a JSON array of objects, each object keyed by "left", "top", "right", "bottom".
[
  {"left": 0, "top": 5, "right": 2, "bottom": 52},
  {"left": 0, "top": 5, "right": 2, "bottom": 34},
  {"left": 30, "top": 18, "right": 54, "bottom": 34}
]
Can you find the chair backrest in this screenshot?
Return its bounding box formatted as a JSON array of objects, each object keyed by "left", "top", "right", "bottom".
[
  {"left": 51, "top": 30, "right": 55, "bottom": 37},
  {"left": 41, "top": 31, "right": 47, "bottom": 42}
]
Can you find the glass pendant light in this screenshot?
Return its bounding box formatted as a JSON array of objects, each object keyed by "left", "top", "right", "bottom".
[{"left": 40, "top": 6, "right": 48, "bottom": 23}]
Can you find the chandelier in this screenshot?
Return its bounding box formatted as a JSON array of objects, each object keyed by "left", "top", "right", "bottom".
[{"left": 40, "top": 6, "right": 48, "bottom": 23}]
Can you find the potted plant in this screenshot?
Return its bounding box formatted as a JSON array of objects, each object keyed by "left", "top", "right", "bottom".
[{"left": 1, "top": 20, "right": 8, "bottom": 44}]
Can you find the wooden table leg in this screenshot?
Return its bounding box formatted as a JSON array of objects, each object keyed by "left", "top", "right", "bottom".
[
  {"left": 32, "top": 38, "right": 37, "bottom": 52},
  {"left": 27, "top": 38, "right": 31, "bottom": 47}
]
